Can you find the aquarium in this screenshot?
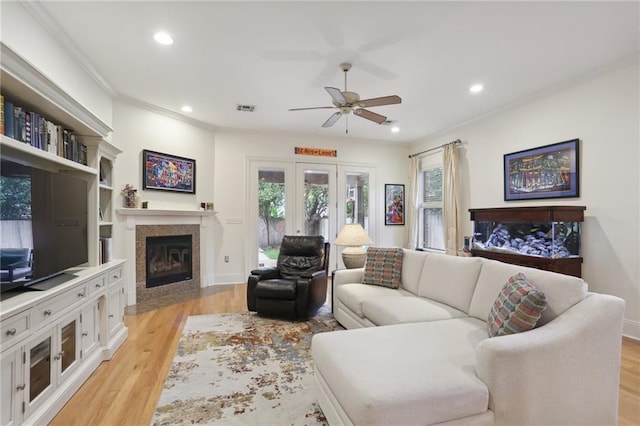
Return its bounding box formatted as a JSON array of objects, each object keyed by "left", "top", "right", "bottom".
[{"left": 472, "top": 220, "right": 581, "bottom": 259}]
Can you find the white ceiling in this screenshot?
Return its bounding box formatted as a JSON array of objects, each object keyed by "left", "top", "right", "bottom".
[{"left": 35, "top": 1, "right": 639, "bottom": 143}]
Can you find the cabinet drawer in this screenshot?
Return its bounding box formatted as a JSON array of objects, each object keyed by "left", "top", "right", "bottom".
[
  {"left": 1, "top": 309, "right": 31, "bottom": 349},
  {"left": 35, "top": 285, "right": 88, "bottom": 327},
  {"left": 108, "top": 267, "right": 123, "bottom": 284},
  {"left": 88, "top": 275, "right": 107, "bottom": 296}
]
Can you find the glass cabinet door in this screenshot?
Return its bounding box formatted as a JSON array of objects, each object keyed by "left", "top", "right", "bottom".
[
  {"left": 29, "top": 336, "right": 52, "bottom": 403},
  {"left": 60, "top": 319, "right": 76, "bottom": 373}
]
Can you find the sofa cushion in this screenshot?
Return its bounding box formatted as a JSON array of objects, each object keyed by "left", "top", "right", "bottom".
[
  {"left": 337, "top": 283, "right": 405, "bottom": 318},
  {"left": 400, "top": 249, "right": 429, "bottom": 294},
  {"left": 417, "top": 254, "right": 483, "bottom": 313},
  {"left": 469, "top": 258, "right": 587, "bottom": 325},
  {"left": 312, "top": 319, "right": 490, "bottom": 425},
  {"left": 487, "top": 273, "right": 547, "bottom": 337},
  {"left": 363, "top": 296, "right": 468, "bottom": 326},
  {"left": 361, "top": 247, "right": 403, "bottom": 289}
]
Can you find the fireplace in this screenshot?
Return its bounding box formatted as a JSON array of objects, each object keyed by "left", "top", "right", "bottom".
[{"left": 145, "top": 235, "right": 193, "bottom": 288}]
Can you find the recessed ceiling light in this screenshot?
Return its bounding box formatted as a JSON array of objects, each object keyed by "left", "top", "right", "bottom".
[
  {"left": 181, "top": 105, "right": 193, "bottom": 113},
  {"left": 154, "top": 31, "right": 174, "bottom": 45},
  {"left": 469, "top": 84, "right": 484, "bottom": 94},
  {"left": 391, "top": 126, "right": 400, "bottom": 133}
]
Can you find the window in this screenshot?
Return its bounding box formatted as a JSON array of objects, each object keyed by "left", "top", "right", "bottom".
[{"left": 418, "top": 157, "right": 445, "bottom": 251}]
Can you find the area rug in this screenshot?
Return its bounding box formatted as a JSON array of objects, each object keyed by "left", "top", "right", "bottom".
[{"left": 152, "top": 309, "right": 342, "bottom": 425}]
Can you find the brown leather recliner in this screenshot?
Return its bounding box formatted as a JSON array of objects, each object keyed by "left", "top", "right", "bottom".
[{"left": 247, "top": 235, "right": 330, "bottom": 319}]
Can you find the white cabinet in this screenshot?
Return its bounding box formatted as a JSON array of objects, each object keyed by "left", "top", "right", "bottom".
[
  {"left": 22, "top": 311, "right": 81, "bottom": 420},
  {"left": 80, "top": 300, "right": 101, "bottom": 361},
  {"left": 0, "top": 262, "right": 127, "bottom": 426},
  {"left": 1, "top": 348, "right": 23, "bottom": 426},
  {"left": 0, "top": 41, "right": 127, "bottom": 426},
  {"left": 105, "top": 266, "right": 126, "bottom": 358}
]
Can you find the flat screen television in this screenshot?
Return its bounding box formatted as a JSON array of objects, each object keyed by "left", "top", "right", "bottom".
[{"left": 1, "top": 158, "right": 88, "bottom": 292}]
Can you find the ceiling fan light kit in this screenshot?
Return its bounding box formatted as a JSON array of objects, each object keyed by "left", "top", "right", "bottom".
[{"left": 289, "top": 62, "right": 401, "bottom": 133}]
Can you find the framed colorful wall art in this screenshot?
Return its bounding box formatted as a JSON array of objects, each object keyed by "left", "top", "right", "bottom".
[
  {"left": 142, "top": 150, "right": 196, "bottom": 194},
  {"left": 504, "top": 139, "right": 579, "bottom": 201},
  {"left": 385, "top": 184, "right": 405, "bottom": 225}
]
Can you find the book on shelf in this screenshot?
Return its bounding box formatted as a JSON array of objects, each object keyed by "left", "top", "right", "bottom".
[
  {"left": 3, "top": 99, "right": 13, "bottom": 138},
  {"left": 1, "top": 97, "right": 88, "bottom": 166},
  {"left": 99, "top": 237, "right": 113, "bottom": 264}
]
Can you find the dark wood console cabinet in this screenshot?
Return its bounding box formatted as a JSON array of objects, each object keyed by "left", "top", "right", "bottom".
[{"left": 469, "top": 206, "right": 586, "bottom": 277}]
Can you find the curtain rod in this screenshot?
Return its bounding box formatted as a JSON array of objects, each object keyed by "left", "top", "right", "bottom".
[{"left": 408, "top": 139, "right": 462, "bottom": 158}]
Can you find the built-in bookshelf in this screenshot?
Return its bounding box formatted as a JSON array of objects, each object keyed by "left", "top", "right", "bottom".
[
  {"left": 0, "top": 42, "right": 127, "bottom": 426},
  {"left": 98, "top": 148, "right": 121, "bottom": 264},
  {"left": 0, "top": 42, "right": 118, "bottom": 266}
]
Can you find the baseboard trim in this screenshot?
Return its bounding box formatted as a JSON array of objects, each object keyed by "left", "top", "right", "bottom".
[
  {"left": 623, "top": 319, "right": 640, "bottom": 341},
  {"left": 215, "top": 273, "right": 245, "bottom": 285}
]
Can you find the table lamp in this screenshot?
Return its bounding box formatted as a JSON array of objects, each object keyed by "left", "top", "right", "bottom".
[{"left": 335, "top": 223, "right": 373, "bottom": 269}]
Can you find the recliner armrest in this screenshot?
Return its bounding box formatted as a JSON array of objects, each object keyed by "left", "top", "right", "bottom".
[
  {"left": 301, "top": 270, "right": 326, "bottom": 279},
  {"left": 250, "top": 267, "right": 281, "bottom": 280}
]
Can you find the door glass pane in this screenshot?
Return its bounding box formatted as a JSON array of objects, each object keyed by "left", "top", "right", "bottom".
[
  {"left": 61, "top": 319, "right": 76, "bottom": 373},
  {"left": 30, "top": 337, "right": 51, "bottom": 402},
  {"left": 257, "top": 169, "right": 285, "bottom": 267},
  {"left": 345, "top": 172, "right": 369, "bottom": 232},
  {"left": 303, "top": 170, "right": 329, "bottom": 240}
]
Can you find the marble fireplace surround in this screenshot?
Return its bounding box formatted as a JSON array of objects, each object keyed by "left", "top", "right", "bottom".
[
  {"left": 135, "top": 224, "right": 200, "bottom": 304},
  {"left": 117, "top": 208, "right": 215, "bottom": 307}
]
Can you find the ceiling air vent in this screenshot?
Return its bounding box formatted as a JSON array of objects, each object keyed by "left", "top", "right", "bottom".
[{"left": 236, "top": 104, "right": 256, "bottom": 112}]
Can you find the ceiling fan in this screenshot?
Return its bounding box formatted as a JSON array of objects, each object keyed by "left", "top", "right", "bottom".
[{"left": 289, "top": 63, "right": 401, "bottom": 133}]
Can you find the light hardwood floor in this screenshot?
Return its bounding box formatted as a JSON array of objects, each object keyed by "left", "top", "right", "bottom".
[{"left": 51, "top": 284, "right": 640, "bottom": 425}]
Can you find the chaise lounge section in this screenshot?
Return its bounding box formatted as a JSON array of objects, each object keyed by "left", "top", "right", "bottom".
[{"left": 312, "top": 248, "right": 625, "bottom": 425}]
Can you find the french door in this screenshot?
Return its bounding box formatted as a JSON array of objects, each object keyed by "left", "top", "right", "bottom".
[
  {"left": 249, "top": 160, "right": 336, "bottom": 270},
  {"left": 249, "top": 159, "right": 375, "bottom": 272}
]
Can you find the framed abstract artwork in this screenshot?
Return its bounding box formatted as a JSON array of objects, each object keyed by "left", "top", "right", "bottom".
[
  {"left": 504, "top": 139, "right": 579, "bottom": 201},
  {"left": 142, "top": 150, "right": 196, "bottom": 194},
  {"left": 385, "top": 184, "right": 405, "bottom": 225}
]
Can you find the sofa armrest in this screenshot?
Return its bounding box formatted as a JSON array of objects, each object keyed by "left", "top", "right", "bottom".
[
  {"left": 332, "top": 268, "right": 364, "bottom": 287},
  {"left": 475, "top": 293, "right": 625, "bottom": 426}
]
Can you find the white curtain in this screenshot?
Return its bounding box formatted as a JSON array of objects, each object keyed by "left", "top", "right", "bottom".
[
  {"left": 405, "top": 155, "right": 420, "bottom": 249},
  {"left": 443, "top": 143, "right": 461, "bottom": 255}
]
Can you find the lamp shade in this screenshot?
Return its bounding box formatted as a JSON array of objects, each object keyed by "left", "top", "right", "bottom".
[
  {"left": 335, "top": 224, "right": 372, "bottom": 269},
  {"left": 335, "top": 223, "right": 373, "bottom": 247}
]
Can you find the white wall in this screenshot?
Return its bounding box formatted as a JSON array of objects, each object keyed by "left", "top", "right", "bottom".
[
  {"left": 411, "top": 59, "right": 640, "bottom": 339},
  {"left": 1, "top": 2, "right": 113, "bottom": 127},
  {"left": 213, "top": 129, "right": 410, "bottom": 284},
  {"left": 111, "top": 100, "right": 216, "bottom": 284}
]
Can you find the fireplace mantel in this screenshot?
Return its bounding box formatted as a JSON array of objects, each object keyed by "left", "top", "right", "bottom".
[
  {"left": 116, "top": 208, "right": 216, "bottom": 217},
  {"left": 118, "top": 208, "right": 215, "bottom": 306}
]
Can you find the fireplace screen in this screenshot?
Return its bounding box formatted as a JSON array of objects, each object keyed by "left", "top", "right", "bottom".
[{"left": 145, "top": 235, "right": 193, "bottom": 288}]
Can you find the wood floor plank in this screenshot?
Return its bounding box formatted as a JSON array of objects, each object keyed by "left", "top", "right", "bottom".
[{"left": 51, "top": 284, "right": 639, "bottom": 425}]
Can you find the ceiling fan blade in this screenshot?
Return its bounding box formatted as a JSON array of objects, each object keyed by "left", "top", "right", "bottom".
[
  {"left": 325, "top": 87, "right": 346, "bottom": 105},
  {"left": 322, "top": 112, "right": 343, "bottom": 128},
  {"left": 354, "top": 108, "right": 387, "bottom": 124},
  {"left": 358, "top": 95, "right": 402, "bottom": 108},
  {"left": 289, "top": 106, "right": 335, "bottom": 111}
]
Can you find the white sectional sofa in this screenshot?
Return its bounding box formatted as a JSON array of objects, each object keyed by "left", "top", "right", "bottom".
[{"left": 312, "top": 249, "right": 625, "bottom": 426}]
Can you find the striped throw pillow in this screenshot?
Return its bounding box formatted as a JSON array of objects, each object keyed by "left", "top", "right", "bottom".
[
  {"left": 361, "top": 248, "right": 403, "bottom": 289},
  {"left": 488, "top": 273, "right": 547, "bottom": 337}
]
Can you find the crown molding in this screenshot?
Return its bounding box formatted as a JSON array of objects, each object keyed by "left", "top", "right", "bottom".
[
  {"left": 1, "top": 42, "right": 113, "bottom": 137},
  {"left": 116, "top": 95, "right": 218, "bottom": 132},
  {"left": 21, "top": 1, "right": 117, "bottom": 98}
]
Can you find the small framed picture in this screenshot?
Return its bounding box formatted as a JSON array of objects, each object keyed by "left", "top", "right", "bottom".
[
  {"left": 142, "top": 150, "right": 196, "bottom": 194},
  {"left": 385, "top": 184, "right": 405, "bottom": 226}
]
